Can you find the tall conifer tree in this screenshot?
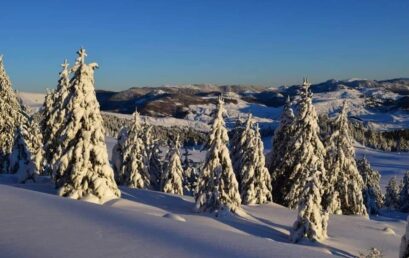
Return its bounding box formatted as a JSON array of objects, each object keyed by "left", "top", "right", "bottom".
[
  {"left": 55, "top": 49, "right": 120, "bottom": 203},
  {"left": 195, "top": 96, "right": 241, "bottom": 213}
]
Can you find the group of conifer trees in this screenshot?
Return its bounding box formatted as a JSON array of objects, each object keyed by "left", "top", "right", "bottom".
[
  {"left": 269, "top": 79, "right": 382, "bottom": 242},
  {"left": 0, "top": 55, "right": 43, "bottom": 183},
  {"left": 0, "top": 50, "right": 120, "bottom": 203},
  {"left": 384, "top": 172, "right": 409, "bottom": 213},
  {"left": 110, "top": 95, "right": 273, "bottom": 214},
  {"left": 1, "top": 51, "right": 409, "bottom": 247}
]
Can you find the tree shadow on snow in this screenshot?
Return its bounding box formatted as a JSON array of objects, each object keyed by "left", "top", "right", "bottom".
[
  {"left": 0, "top": 176, "right": 57, "bottom": 196},
  {"left": 232, "top": 211, "right": 357, "bottom": 258},
  {"left": 371, "top": 210, "right": 408, "bottom": 222},
  {"left": 249, "top": 214, "right": 292, "bottom": 231},
  {"left": 305, "top": 241, "right": 357, "bottom": 258},
  {"left": 216, "top": 212, "right": 290, "bottom": 243},
  {"left": 117, "top": 187, "right": 196, "bottom": 216},
  {"left": 117, "top": 188, "right": 359, "bottom": 257}
]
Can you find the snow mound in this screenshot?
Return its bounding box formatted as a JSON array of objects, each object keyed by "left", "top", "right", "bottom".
[
  {"left": 0, "top": 183, "right": 334, "bottom": 258},
  {"left": 163, "top": 213, "right": 186, "bottom": 222},
  {"left": 383, "top": 227, "right": 396, "bottom": 235}
]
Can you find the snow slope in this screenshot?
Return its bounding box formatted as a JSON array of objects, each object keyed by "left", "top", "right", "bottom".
[
  {"left": 0, "top": 182, "right": 406, "bottom": 258},
  {"left": 186, "top": 98, "right": 279, "bottom": 130},
  {"left": 355, "top": 143, "right": 409, "bottom": 189},
  {"left": 102, "top": 111, "right": 210, "bottom": 132}
]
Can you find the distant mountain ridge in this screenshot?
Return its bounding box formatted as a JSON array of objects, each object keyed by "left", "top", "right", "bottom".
[{"left": 96, "top": 78, "right": 409, "bottom": 117}]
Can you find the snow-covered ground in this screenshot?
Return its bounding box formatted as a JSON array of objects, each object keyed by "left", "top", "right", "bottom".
[
  {"left": 102, "top": 111, "right": 210, "bottom": 132},
  {"left": 186, "top": 98, "right": 280, "bottom": 130},
  {"left": 0, "top": 180, "right": 406, "bottom": 258},
  {"left": 355, "top": 143, "right": 409, "bottom": 190}
]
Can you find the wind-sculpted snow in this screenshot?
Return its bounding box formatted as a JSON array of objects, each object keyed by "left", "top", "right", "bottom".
[{"left": 0, "top": 181, "right": 405, "bottom": 258}]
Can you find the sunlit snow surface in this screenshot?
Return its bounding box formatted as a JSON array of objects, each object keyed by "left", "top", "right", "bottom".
[{"left": 0, "top": 180, "right": 406, "bottom": 258}]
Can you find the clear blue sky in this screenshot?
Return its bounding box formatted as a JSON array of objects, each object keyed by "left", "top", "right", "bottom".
[{"left": 1, "top": 0, "right": 409, "bottom": 92}]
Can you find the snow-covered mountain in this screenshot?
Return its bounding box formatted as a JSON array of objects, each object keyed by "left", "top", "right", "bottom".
[{"left": 19, "top": 78, "right": 409, "bottom": 130}]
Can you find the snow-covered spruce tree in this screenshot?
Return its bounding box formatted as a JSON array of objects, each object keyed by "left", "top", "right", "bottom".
[
  {"left": 238, "top": 118, "right": 272, "bottom": 204},
  {"left": 269, "top": 95, "right": 295, "bottom": 188},
  {"left": 161, "top": 135, "right": 183, "bottom": 195},
  {"left": 149, "top": 142, "right": 163, "bottom": 190},
  {"left": 229, "top": 115, "right": 246, "bottom": 180},
  {"left": 357, "top": 156, "right": 384, "bottom": 215},
  {"left": 144, "top": 126, "right": 162, "bottom": 190},
  {"left": 195, "top": 96, "right": 241, "bottom": 213},
  {"left": 400, "top": 172, "right": 409, "bottom": 212},
  {"left": 9, "top": 127, "right": 39, "bottom": 183},
  {"left": 55, "top": 49, "right": 120, "bottom": 203},
  {"left": 41, "top": 59, "right": 71, "bottom": 176},
  {"left": 0, "top": 55, "right": 27, "bottom": 172},
  {"left": 25, "top": 118, "right": 44, "bottom": 174},
  {"left": 324, "top": 101, "right": 367, "bottom": 216},
  {"left": 400, "top": 216, "right": 409, "bottom": 258},
  {"left": 273, "top": 79, "right": 327, "bottom": 209},
  {"left": 111, "top": 127, "right": 128, "bottom": 184},
  {"left": 121, "top": 110, "right": 150, "bottom": 189},
  {"left": 384, "top": 176, "right": 401, "bottom": 210},
  {"left": 232, "top": 114, "right": 254, "bottom": 188},
  {"left": 290, "top": 169, "right": 328, "bottom": 243},
  {"left": 182, "top": 144, "right": 196, "bottom": 193}
]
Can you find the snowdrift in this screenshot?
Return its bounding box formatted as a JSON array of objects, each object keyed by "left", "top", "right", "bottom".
[{"left": 0, "top": 181, "right": 405, "bottom": 258}]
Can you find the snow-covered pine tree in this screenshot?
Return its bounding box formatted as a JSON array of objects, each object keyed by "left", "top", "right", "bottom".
[
  {"left": 144, "top": 126, "right": 162, "bottom": 190},
  {"left": 399, "top": 172, "right": 409, "bottom": 212},
  {"left": 400, "top": 216, "right": 409, "bottom": 258},
  {"left": 273, "top": 79, "right": 327, "bottom": 209},
  {"left": 25, "top": 118, "right": 44, "bottom": 174},
  {"left": 149, "top": 141, "right": 163, "bottom": 190},
  {"left": 269, "top": 95, "right": 295, "bottom": 187},
  {"left": 195, "top": 96, "right": 241, "bottom": 213},
  {"left": 290, "top": 168, "right": 328, "bottom": 243},
  {"left": 121, "top": 110, "right": 150, "bottom": 188},
  {"left": 357, "top": 156, "right": 384, "bottom": 215},
  {"left": 384, "top": 176, "right": 401, "bottom": 210},
  {"left": 161, "top": 135, "right": 183, "bottom": 195},
  {"left": 324, "top": 101, "right": 367, "bottom": 215},
  {"left": 230, "top": 115, "right": 246, "bottom": 180},
  {"left": 111, "top": 127, "right": 128, "bottom": 184},
  {"left": 238, "top": 119, "right": 272, "bottom": 204},
  {"left": 182, "top": 144, "right": 192, "bottom": 170},
  {"left": 230, "top": 114, "right": 254, "bottom": 184},
  {"left": 182, "top": 144, "right": 196, "bottom": 193},
  {"left": 55, "top": 48, "right": 120, "bottom": 203},
  {"left": 41, "top": 59, "right": 71, "bottom": 176},
  {"left": 0, "top": 55, "right": 27, "bottom": 172},
  {"left": 9, "top": 126, "right": 39, "bottom": 183}
]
